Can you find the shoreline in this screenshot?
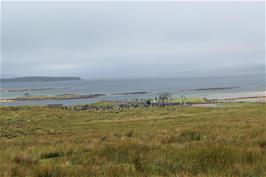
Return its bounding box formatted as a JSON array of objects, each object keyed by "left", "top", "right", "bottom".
[
  {"left": 206, "top": 91, "right": 265, "bottom": 102},
  {"left": 0, "top": 93, "right": 105, "bottom": 103},
  {"left": 0, "top": 90, "right": 265, "bottom": 105}
]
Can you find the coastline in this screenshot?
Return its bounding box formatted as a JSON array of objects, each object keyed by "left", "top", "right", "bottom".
[
  {"left": 1, "top": 90, "right": 265, "bottom": 105},
  {"left": 0, "top": 93, "right": 105, "bottom": 103},
  {"left": 207, "top": 91, "right": 266, "bottom": 102}
]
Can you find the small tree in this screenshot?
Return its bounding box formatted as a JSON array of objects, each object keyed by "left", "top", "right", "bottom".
[
  {"left": 159, "top": 91, "right": 171, "bottom": 102},
  {"left": 24, "top": 93, "right": 31, "bottom": 97},
  {"left": 180, "top": 95, "right": 187, "bottom": 105}
]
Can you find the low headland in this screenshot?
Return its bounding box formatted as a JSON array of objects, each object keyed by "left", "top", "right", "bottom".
[
  {"left": 0, "top": 88, "right": 57, "bottom": 93},
  {"left": 0, "top": 76, "right": 81, "bottom": 82}
]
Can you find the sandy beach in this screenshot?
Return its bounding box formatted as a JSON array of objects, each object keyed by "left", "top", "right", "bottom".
[{"left": 208, "top": 91, "right": 266, "bottom": 103}]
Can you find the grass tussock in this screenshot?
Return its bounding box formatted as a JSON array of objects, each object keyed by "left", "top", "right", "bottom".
[
  {"left": 40, "top": 151, "right": 64, "bottom": 159},
  {"left": 0, "top": 103, "right": 265, "bottom": 177},
  {"left": 161, "top": 130, "right": 202, "bottom": 144}
]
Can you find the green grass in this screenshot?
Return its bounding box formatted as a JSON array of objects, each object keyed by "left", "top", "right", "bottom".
[
  {"left": 0, "top": 103, "right": 265, "bottom": 177},
  {"left": 170, "top": 97, "right": 208, "bottom": 104}
]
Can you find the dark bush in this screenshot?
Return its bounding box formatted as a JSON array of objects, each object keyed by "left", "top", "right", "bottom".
[{"left": 40, "top": 152, "right": 64, "bottom": 159}]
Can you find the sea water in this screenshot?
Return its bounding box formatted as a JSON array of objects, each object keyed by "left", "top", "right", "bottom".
[{"left": 1, "top": 75, "right": 265, "bottom": 106}]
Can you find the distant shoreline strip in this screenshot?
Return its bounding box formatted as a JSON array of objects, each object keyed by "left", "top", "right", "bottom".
[
  {"left": 0, "top": 76, "right": 81, "bottom": 82},
  {"left": 113, "top": 91, "right": 150, "bottom": 95},
  {"left": 0, "top": 87, "right": 70, "bottom": 93},
  {"left": 177, "top": 87, "right": 237, "bottom": 92},
  {"left": 0, "top": 93, "right": 105, "bottom": 102}
]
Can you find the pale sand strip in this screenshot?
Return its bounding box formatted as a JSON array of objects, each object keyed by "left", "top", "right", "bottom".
[
  {"left": 208, "top": 91, "right": 265, "bottom": 99},
  {"left": 212, "top": 91, "right": 266, "bottom": 103}
]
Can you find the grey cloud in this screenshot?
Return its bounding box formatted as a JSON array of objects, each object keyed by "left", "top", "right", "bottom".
[{"left": 1, "top": 1, "right": 265, "bottom": 78}]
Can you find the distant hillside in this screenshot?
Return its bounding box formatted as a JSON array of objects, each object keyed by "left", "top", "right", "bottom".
[{"left": 0, "top": 76, "right": 81, "bottom": 82}]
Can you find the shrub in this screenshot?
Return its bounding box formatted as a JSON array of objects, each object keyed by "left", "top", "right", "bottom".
[
  {"left": 126, "top": 130, "right": 134, "bottom": 137},
  {"left": 40, "top": 151, "right": 64, "bottom": 159}
]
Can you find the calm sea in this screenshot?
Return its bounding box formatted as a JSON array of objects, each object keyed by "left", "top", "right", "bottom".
[{"left": 1, "top": 75, "right": 265, "bottom": 106}]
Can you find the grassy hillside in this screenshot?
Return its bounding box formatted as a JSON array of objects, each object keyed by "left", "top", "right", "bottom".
[{"left": 0, "top": 103, "right": 266, "bottom": 177}]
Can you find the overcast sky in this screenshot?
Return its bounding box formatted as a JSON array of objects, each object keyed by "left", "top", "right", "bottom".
[{"left": 1, "top": 1, "right": 265, "bottom": 79}]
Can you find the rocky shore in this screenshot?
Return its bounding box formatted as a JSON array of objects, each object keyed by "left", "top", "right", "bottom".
[
  {"left": 44, "top": 95, "right": 266, "bottom": 111},
  {"left": 0, "top": 93, "right": 105, "bottom": 102}
]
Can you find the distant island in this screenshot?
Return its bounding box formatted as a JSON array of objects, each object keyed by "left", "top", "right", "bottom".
[{"left": 0, "top": 76, "right": 81, "bottom": 82}]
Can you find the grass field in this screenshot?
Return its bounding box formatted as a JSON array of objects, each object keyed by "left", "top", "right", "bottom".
[{"left": 0, "top": 103, "right": 266, "bottom": 177}]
